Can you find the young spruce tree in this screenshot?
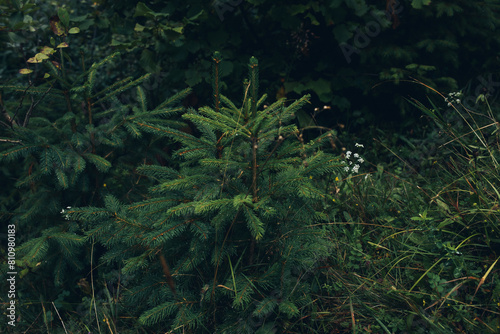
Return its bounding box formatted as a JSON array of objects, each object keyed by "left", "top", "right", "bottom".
[
  {"left": 0, "top": 32, "right": 190, "bottom": 330},
  {"left": 69, "top": 52, "right": 342, "bottom": 332}
]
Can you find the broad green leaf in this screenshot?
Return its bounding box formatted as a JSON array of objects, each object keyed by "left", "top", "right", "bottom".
[
  {"left": 289, "top": 4, "right": 309, "bottom": 15},
  {"left": 134, "top": 2, "right": 155, "bottom": 17},
  {"left": 411, "top": 0, "right": 432, "bottom": 9},
  {"left": 166, "top": 26, "right": 183, "bottom": 34},
  {"left": 8, "top": 32, "right": 27, "bottom": 43},
  {"left": 11, "top": 0, "right": 21, "bottom": 9},
  {"left": 57, "top": 8, "right": 70, "bottom": 28},
  {"left": 186, "top": 10, "right": 204, "bottom": 22},
  {"left": 68, "top": 27, "right": 80, "bottom": 34},
  {"left": 134, "top": 2, "right": 168, "bottom": 18},
  {"left": 71, "top": 14, "right": 89, "bottom": 22}
]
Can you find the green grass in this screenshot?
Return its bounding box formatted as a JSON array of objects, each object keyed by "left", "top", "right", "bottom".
[{"left": 306, "top": 81, "right": 500, "bottom": 333}]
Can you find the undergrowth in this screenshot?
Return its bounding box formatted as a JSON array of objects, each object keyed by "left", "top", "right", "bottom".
[
  {"left": 0, "top": 25, "right": 499, "bottom": 334},
  {"left": 312, "top": 80, "right": 500, "bottom": 333}
]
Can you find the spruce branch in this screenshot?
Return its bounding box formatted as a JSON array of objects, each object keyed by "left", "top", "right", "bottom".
[
  {"left": 248, "top": 57, "right": 259, "bottom": 119},
  {"left": 23, "top": 85, "right": 53, "bottom": 127},
  {"left": 212, "top": 51, "right": 222, "bottom": 114},
  {"left": 154, "top": 87, "right": 192, "bottom": 111},
  {"left": 158, "top": 250, "right": 177, "bottom": 297},
  {"left": 251, "top": 136, "right": 258, "bottom": 202},
  {"left": 3, "top": 82, "right": 34, "bottom": 128}
]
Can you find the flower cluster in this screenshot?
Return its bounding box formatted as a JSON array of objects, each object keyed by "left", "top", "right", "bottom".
[
  {"left": 60, "top": 206, "right": 71, "bottom": 220},
  {"left": 343, "top": 143, "right": 364, "bottom": 174},
  {"left": 444, "top": 91, "right": 462, "bottom": 107}
]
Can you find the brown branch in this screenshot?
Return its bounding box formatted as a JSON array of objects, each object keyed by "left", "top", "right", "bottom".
[
  {"left": 251, "top": 136, "right": 258, "bottom": 202},
  {"left": 23, "top": 85, "right": 53, "bottom": 127},
  {"left": 158, "top": 251, "right": 176, "bottom": 297},
  {"left": 0, "top": 138, "right": 22, "bottom": 144}
]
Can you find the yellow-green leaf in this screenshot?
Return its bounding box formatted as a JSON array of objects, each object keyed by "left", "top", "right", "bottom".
[
  {"left": 171, "top": 26, "right": 183, "bottom": 34},
  {"left": 134, "top": 23, "right": 145, "bottom": 32},
  {"left": 27, "top": 53, "right": 48, "bottom": 63},
  {"left": 40, "top": 46, "right": 55, "bottom": 55},
  {"left": 68, "top": 27, "right": 80, "bottom": 34},
  {"left": 36, "top": 53, "right": 49, "bottom": 60},
  {"left": 19, "top": 68, "right": 33, "bottom": 74}
]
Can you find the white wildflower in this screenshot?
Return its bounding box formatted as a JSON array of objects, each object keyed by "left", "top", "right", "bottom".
[
  {"left": 344, "top": 146, "right": 364, "bottom": 174},
  {"left": 61, "top": 206, "right": 71, "bottom": 220}
]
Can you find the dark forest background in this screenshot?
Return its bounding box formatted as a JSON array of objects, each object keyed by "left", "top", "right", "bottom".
[{"left": 1, "top": 0, "right": 500, "bottom": 333}]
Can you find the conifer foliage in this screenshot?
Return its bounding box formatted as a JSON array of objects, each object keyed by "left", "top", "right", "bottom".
[
  {"left": 69, "top": 53, "right": 342, "bottom": 332},
  {"left": 0, "top": 41, "right": 190, "bottom": 330}
]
